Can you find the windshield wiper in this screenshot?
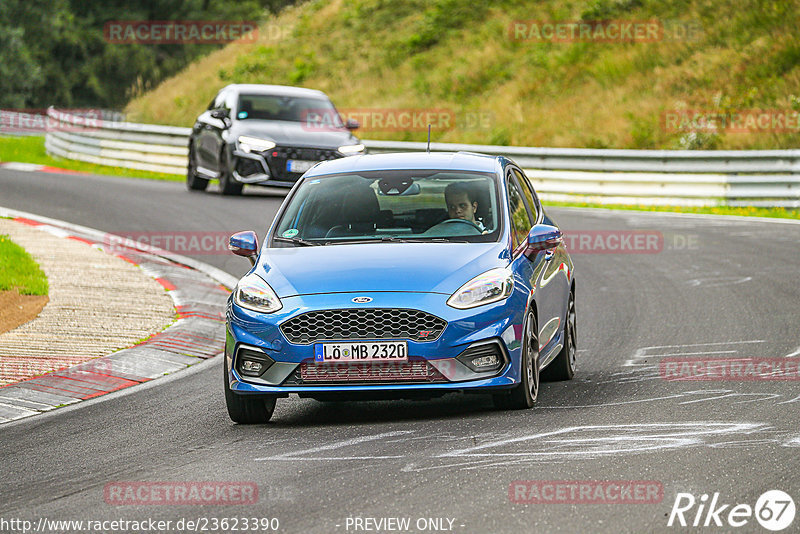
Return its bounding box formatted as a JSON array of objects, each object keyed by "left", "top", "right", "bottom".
[
  {"left": 326, "top": 236, "right": 470, "bottom": 245},
  {"left": 273, "top": 236, "right": 323, "bottom": 246}
]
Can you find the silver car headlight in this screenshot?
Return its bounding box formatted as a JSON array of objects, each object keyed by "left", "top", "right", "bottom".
[
  {"left": 238, "top": 135, "right": 276, "bottom": 153},
  {"left": 337, "top": 143, "right": 366, "bottom": 155},
  {"left": 447, "top": 268, "right": 514, "bottom": 309},
  {"left": 234, "top": 273, "right": 282, "bottom": 313}
]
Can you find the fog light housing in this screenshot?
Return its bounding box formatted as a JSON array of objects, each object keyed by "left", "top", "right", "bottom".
[
  {"left": 456, "top": 342, "right": 506, "bottom": 373},
  {"left": 236, "top": 347, "right": 274, "bottom": 377},
  {"left": 470, "top": 354, "right": 500, "bottom": 369}
]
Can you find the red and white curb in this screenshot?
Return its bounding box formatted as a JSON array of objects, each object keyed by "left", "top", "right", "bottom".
[
  {"left": 0, "top": 161, "right": 89, "bottom": 175},
  {"left": 0, "top": 207, "right": 237, "bottom": 424}
]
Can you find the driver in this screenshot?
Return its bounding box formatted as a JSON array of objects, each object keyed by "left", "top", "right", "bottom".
[{"left": 445, "top": 182, "right": 485, "bottom": 230}]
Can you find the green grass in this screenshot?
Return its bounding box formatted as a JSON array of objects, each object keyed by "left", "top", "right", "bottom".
[
  {"left": 0, "top": 136, "right": 183, "bottom": 182},
  {"left": 126, "top": 0, "right": 800, "bottom": 150},
  {"left": 0, "top": 235, "right": 49, "bottom": 296},
  {"left": 543, "top": 200, "right": 800, "bottom": 219}
]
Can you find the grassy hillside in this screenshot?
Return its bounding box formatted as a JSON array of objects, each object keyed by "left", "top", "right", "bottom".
[{"left": 125, "top": 0, "right": 800, "bottom": 149}]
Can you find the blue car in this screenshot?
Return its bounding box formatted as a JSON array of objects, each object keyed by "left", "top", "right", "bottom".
[{"left": 224, "top": 152, "right": 576, "bottom": 423}]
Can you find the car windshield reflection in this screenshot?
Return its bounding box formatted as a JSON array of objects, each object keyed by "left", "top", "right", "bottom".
[{"left": 272, "top": 170, "right": 502, "bottom": 245}]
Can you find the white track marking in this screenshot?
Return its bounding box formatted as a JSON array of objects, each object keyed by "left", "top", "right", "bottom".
[
  {"left": 785, "top": 345, "right": 800, "bottom": 358},
  {"left": 437, "top": 422, "right": 763, "bottom": 459},
  {"left": 254, "top": 430, "right": 414, "bottom": 461},
  {"left": 623, "top": 340, "right": 765, "bottom": 367}
]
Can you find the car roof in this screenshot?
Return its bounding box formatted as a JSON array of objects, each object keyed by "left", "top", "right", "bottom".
[
  {"left": 305, "top": 152, "right": 503, "bottom": 176},
  {"left": 222, "top": 84, "right": 330, "bottom": 99}
]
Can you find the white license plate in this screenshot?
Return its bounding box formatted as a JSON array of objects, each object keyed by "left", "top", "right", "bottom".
[
  {"left": 286, "top": 159, "right": 317, "bottom": 173},
  {"left": 314, "top": 341, "right": 408, "bottom": 362}
]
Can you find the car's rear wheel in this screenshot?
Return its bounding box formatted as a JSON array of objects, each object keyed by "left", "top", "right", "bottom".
[
  {"left": 223, "top": 362, "right": 276, "bottom": 424},
  {"left": 493, "top": 311, "right": 538, "bottom": 410},
  {"left": 186, "top": 144, "right": 209, "bottom": 191},
  {"left": 541, "top": 291, "right": 576, "bottom": 381},
  {"left": 219, "top": 150, "right": 243, "bottom": 196}
]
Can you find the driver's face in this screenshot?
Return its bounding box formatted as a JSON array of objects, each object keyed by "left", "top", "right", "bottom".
[{"left": 447, "top": 192, "right": 478, "bottom": 223}]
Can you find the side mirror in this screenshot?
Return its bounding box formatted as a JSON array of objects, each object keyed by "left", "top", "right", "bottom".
[
  {"left": 345, "top": 118, "right": 359, "bottom": 130},
  {"left": 229, "top": 231, "right": 259, "bottom": 265},
  {"left": 210, "top": 108, "right": 229, "bottom": 120},
  {"left": 525, "top": 224, "right": 562, "bottom": 258}
]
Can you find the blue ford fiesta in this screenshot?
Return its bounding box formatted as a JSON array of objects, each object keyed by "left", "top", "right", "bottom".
[{"left": 224, "top": 152, "right": 576, "bottom": 423}]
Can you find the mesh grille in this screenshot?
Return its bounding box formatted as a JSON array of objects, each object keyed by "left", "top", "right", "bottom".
[
  {"left": 280, "top": 308, "right": 447, "bottom": 344},
  {"left": 266, "top": 146, "right": 342, "bottom": 180},
  {"left": 297, "top": 359, "right": 447, "bottom": 383}
]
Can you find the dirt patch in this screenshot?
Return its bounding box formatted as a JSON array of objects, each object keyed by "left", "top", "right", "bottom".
[{"left": 0, "top": 289, "right": 49, "bottom": 334}]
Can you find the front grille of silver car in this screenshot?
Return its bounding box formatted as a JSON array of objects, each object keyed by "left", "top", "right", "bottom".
[
  {"left": 266, "top": 146, "right": 342, "bottom": 180},
  {"left": 280, "top": 308, "right": 447, "bottom": 344}
]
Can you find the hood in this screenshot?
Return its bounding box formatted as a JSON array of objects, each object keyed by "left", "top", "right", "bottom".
[
  {"left": 254, "top": 242, "right": 509, "bottom": 298},
  {"left": 231, "top": 120, "right": 359, "bottom": 148}
]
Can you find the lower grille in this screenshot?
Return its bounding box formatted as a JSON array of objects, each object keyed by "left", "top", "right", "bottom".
[{"left": 293, "top": 359, "right": 447, "bottom": 384}]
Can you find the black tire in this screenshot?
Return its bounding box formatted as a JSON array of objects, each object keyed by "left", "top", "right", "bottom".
[
  {"left": 186, "top": 143, "right": 209, "bottom": 191},
  {"left": 223, "top": 361, "right": 277, "bottom": 424},
  {"left": 541, "top": 291, "right": 576, "bottom": 382},
  {"left": 493, "top": 311, "right": 539, "bottom": 410},
  {"left": 219, "top": 150, "right": 243, "bottom": 196}
]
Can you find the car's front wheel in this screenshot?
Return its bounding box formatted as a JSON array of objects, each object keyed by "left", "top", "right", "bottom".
[
  {"left": 493, "top": 311, "right": 539, "bottom": 410},
  {"left": 186, "top": 144, "right": 209, "bottom": 191},
  {"left": 223, "top": 362, "right": 277, "bottom": 424},
  {"left": 219, "top": 150, "right": 244, "bottom": 196}
]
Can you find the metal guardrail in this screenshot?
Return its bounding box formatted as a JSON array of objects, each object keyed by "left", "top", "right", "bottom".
[{"left": 44, "top": 108, "right": 800, "bottom": 207}]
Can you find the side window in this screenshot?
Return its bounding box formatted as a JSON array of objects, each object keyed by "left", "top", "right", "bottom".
[
  {"left": 514, "top": 169, "right": 539, "bottom": 224},
  {"left": 506, "top": 176, "right": 531, "bottom": 251}
]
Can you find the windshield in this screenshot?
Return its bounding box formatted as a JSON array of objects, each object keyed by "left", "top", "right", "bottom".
[
  {"left": 272, "top": 170, "right": 502, "bottom": 245},
  {"left": 236, "top": 94, "right": 340, "bottom": 124}
]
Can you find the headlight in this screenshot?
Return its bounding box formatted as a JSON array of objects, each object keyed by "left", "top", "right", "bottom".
[
  {"left": 447, "top": 268, "right": 514, "bottom": 309},
  {"left": 234, "top": 273, "right": 282, "bottom": 313},
  {"left": 238, "top": 135, "right": 276, "bottom": 153},
  {"left": 337, "top": 143, "right": 366, "bottom": 155}
]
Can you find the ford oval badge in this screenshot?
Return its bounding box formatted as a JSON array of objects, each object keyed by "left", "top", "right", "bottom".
[{"left": 352, "top": 297, "right": 373, "bottom": 303}]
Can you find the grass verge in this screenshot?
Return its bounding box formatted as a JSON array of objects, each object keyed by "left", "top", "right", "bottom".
[
  {"left": 0, "top": 136, "right": 183, "bottom": 182},
  {"left": 0, "top": 235, "right": 49, "bottom": 295},
  {"left": 543, "top": 201, "right": 800, "bottom": 220}
]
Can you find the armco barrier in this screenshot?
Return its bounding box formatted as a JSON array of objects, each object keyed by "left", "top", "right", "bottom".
[{"left": 44, "top": 108, "right": 800, "bottom": 207}]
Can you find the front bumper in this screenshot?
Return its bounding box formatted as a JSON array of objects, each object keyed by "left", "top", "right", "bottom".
[
  {"left": 231, "top": 145, "right": 346, "bottom": 187},
  {"left": 225, "top": 290, "right": 527, "bottom": 395}
]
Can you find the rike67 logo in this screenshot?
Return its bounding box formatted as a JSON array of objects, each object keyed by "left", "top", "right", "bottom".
[{"left": 668, "top": 490, "right": 795, "bottom": 531}]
